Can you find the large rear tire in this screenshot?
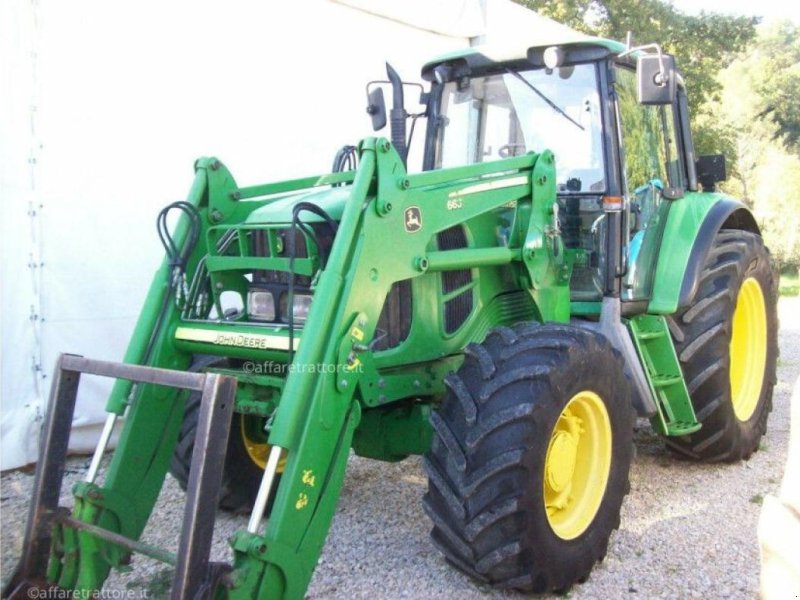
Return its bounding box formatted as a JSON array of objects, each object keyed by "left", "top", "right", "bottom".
[
  {"left": 423, "top": 324, "right": 634, "bottom": 592},
  {"left": 665, "top": 229, "right": 778, "bottom": 461}
]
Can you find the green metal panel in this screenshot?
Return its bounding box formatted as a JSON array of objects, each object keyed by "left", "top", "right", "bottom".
[
  {"left": 205, "top": 255, "right": 316, "bottom": 276},
  {"left": 246, "top": 187, "right": 351, "bottom": 224},
  {"left": 570, "top": 301, "right": 602, "bottom": 316},
  {"left": 647, "top": 191, "right": 728, "bottom": 314},
  {"left": 238, "top": 171, "right": 355, "bottom": 202},
  {"left": 352, "top": 403, "right": 433, "bottom": 461}
]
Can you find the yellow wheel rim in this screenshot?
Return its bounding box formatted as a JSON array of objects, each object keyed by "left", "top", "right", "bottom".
[
  {"left": 240, "top": 415, "right": 286, "bottom": 472},
  {"left": 729, "top": 277, "right": 767, "bottom": 422},
  {"left": 544, "top": 391, "right": 612, "bottom": 540}
]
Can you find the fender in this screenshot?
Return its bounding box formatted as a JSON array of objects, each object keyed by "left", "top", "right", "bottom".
[{"left": 648, "top": 193, "right": 759, "bottom": 315}]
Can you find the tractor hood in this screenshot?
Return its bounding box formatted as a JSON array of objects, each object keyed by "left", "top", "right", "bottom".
[{"left": 246, "top": 186, "right": 351, "bottom": 224}]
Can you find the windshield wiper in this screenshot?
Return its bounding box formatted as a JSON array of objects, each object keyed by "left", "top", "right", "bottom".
[{"left": 505, "top": 68, "right": 585, "bottom": 131}]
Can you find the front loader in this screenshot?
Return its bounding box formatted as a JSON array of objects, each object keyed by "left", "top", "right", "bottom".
[{"left": 5, "top": 35, "right": 778, "bottom": 599}]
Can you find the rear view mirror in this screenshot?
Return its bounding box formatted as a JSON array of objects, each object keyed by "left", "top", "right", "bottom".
[
  {"left": 366, "top": 87, "right": 387, "bottom": 131},
  {"left": 696, "top": 154, "right": 727, "bottom": 190},
  {"left": 637, "top": 53, "right": 677, "bottom": 105}
]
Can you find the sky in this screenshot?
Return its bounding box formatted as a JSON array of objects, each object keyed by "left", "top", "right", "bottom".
[{"left": 670, "top": 0, "right": 799, "bottom": 24}]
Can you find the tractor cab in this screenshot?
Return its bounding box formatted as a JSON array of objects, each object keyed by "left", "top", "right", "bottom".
[{"left": 376, "top": 39, "right": 703, "bottom": 314}]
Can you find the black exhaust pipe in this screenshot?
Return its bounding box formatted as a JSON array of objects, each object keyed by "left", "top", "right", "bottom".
[{"left": 386, "top": 63, "right": 408, "bottom": 165}]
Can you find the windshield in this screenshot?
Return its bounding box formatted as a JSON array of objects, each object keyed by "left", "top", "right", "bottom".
[{"left": 434, "top": 63, "right": 605, "bottom": 193}]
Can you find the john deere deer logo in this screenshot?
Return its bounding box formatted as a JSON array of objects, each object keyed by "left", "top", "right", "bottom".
[{"left": 404, "top": 206, "right": 422, "bottom": 233}]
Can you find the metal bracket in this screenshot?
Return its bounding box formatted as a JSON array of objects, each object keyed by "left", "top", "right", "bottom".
[{"left": 2, "top": 354, "right": 237, "bottom": 600}]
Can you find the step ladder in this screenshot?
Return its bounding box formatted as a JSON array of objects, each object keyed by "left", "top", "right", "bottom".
[
  {"left": 2, "top": 354, "right": 237, "bottom": 600},
  {"left": 628, "top": 315, "right": 702, "bottom": 436}
]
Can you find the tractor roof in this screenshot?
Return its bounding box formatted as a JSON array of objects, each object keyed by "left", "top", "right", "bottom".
[{"left": 421, "top": 37, "right": 627, "bottom": 80}]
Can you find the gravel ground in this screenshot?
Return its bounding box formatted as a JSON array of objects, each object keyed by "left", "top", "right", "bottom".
[{"left": 2, "top": 297, "right": 799, "bottom": 599}]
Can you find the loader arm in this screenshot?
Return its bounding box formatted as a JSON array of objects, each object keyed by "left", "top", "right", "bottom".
[
  {"left": 227, "top": 138, "right": 566, "bottom": 598},
  {"left": 43, "top": 158, "right": 335, "bottom": 593}
]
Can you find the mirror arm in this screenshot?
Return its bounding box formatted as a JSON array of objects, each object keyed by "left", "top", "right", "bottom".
[{"left": 618, "top": 43, "right": 668, "bottom": 84}]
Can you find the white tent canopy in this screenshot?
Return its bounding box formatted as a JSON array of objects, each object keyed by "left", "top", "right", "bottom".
[{"left": 0, "top": 0, "right": 578, "bottom": 470}]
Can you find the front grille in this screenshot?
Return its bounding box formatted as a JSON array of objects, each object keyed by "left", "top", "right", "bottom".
[
  {"left": 373, "top": 279, "right": 413, "bottom": 351},
  {"left": 442, "top": 268, "right": 472, "bottom": 295},
  {"left": 437, "top": 225, "right": 473, "bottom": 334},
  {"left": 444, "top": 292, "right": 474, "bottom": 334},
  {"left": 183, "top": 223, "right": 336, "bottom": 325},
  {"left": 251, "top": 229, "right": 312, "bottom": 287}
]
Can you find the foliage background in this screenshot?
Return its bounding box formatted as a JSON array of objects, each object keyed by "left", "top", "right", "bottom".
[{"left": 516, "top": 0, "right": 800, "bottom": 273}]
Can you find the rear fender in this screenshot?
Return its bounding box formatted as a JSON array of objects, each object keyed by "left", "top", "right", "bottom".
[{"left": 648, "top": 193, "right": 759, "bottom": 314}]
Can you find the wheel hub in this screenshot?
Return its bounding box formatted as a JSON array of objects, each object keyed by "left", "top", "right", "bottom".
[
  {"left": 543, "top": 391, "right": 612, "bottom": 540},
  {"left": 241, "top": 415, "right": 286, "bottom": 472},
  {"left": 729, "top": 277, "right": 767, "bottom": 422},
  {"left": 546, "top": 427, "right": 579, "bottom": 492}
]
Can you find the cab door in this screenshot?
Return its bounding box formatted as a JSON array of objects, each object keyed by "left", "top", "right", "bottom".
[{"left": 613, "top": 64, "right": 687, "bottom": 303}]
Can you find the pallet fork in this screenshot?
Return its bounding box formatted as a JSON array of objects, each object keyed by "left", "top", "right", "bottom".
[{"left": 3, "top": 354, "right": 238, "bottom": 600}]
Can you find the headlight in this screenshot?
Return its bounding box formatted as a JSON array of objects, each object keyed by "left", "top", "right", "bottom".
[
  {"left": 247, "top": 290, "right": 275, "bottom": 321},
  {"left": 280, "top": 293, "right": 312, "bottom": 324}
]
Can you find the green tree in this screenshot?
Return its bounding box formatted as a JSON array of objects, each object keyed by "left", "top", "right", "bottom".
[
  {"left": 516, "top": 0, "right": 758, "bottom": 115},
  {"left": 716, "top": 21, "right": 800, "bottom": 269},
  {"left": 749, "top": 147, "right": 800, "bottom": 269},
  {"left": 719, "top": 21, "right": 800, "bottom": 153}
]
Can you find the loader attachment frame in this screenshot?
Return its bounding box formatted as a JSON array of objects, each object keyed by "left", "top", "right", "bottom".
[{"left": 3, "top": 355, "right": 237, "bottom": 600}]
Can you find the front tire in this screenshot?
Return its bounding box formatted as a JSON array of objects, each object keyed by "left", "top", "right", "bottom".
[
  {"left": 423, "top": 324, "right": 634, "bottom": 592},
  {"left": 665, "top": 230, "right": 778, "bottom": 461},
  {"left": 169, "top": 358, "right": 282, "bottom": 514}
]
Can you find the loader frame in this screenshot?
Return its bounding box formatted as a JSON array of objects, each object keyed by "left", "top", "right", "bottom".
[
  {"left": 6, "top": 138, "right": 576, "bottom": 599},
  {"left": 3, "top": 355, "right": 237, "bottom": 599}
]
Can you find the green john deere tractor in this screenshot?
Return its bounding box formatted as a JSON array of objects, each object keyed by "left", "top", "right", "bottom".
[{"left": 5, "top": 35, "right": 778, "bottom": 599}]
